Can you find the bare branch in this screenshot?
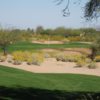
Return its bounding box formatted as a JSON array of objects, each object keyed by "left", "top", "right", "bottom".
[
  {"left": 62, "top": 0, "right": 70, "bottom": 17},
  {"left": 55, "top": 0, "right": 70, "bottom": 16}
]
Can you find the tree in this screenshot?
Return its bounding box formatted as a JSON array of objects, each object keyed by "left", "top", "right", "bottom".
[
  {"left": 89, "top": 37, "right": 100, "bottom": 60},
  {"left": 0, "top": 30, "right": 20, "bottom": 55},
  {"left": 36, "top": 26, "right": 44, "bottom": 34},
  {"left": 55, "top": 0, "right": 100, "bottom": 20},
  {"left": 55, "top": 0, "right": 100, "bottom": 61},
  {"left": 85, "top": 0, "right": 100, "bottom": 20}
]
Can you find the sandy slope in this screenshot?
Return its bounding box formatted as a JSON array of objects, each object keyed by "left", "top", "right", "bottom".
[{"left": 0, "top": 58, "right": 100, "bottom": 76}]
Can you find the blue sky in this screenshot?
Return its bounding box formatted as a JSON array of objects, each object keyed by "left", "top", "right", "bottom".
[{"left": 0, "top": 0, "right": 99, "bottom": 29}]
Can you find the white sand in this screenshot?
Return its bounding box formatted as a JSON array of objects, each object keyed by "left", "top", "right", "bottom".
[
  {"left": 32, "top": 41, "right": 64, "bottom": 44},
  {"left": 0, "top": 58, "right": 100, "bottom": 77}
]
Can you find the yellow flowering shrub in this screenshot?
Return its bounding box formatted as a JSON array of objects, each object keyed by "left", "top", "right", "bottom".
[
  {"left": 95, "top": 56, "right": 100, "bottom": 62},
  {"left": 32, "top": 53, "right": 44, "bottom": 65},
  {"left": 23, "top": 51, "right": 32, "bottom": 61},
  {"left": 76, "top": 59, "right": 86, "bottom": 67},
  {"left": 56, "top": 53, "right": 86, "bottom": 63},
  {"left": 12, "top": 51, "right": 25, "bottom": 62}
]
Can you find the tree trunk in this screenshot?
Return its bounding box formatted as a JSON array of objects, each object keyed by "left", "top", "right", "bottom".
[
  {"left": 89, "top": 47, "right": 97, "bottom": 61},
  {"left": 2, "top": 47, "right": 7, "bottom": 55}
]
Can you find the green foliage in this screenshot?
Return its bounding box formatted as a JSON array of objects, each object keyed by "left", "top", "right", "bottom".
[
  {"left": 85, "top": 0, "right": 100, "bottom": 20},
  {"left": 36, "top": 26, "right": 44, "bottom": 34},
  {"left": 0, "top": 30, "right": 21, "bottom": 55},
  {"left": 89, "top": 36, "right": 100, "bottom": 60}
]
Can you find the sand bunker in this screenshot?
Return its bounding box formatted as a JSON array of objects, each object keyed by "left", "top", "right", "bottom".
[{"left": 0, "top": 58, "right": 100, "bottom": 77}]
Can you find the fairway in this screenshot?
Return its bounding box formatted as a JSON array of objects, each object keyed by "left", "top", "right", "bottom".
[
  {"left": 0, "top": 65, "right": 100, "bottom": 100},
  {"left": 6, "top": 41, "right": 91, "bottom": 52}
]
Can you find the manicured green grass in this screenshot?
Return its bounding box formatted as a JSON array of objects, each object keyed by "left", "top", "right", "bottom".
[
  {"left": 6, "top": 41, "right": 90, "bottom": 52},
  {"left": 0, "top": 65, "right": 100, "bottom": 92},
  {"left": 0, "top": 65, "right": 100, "bottom": 100}
]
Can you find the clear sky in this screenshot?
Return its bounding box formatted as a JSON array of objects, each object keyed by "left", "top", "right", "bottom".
[{"left": 0, "top": 0, "right": 100, "bottom": 29}]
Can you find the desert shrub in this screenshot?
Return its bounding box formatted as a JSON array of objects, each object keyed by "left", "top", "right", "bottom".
[
  {"left": 87, "top": 61, "right": 97, "bottom": 69},
  {"left": 55, "top": 53, "right": 65, "bottom": 61},
  {"left": 48, "top": 51, "right": 60, "bottom": 58},
  {"left": 13, "top": 60, "right": 22, "bottom": 65},
  {"left": 75, "top": 55, "right": 88, "bottom": 67},
  {"left": 23, "top": 51, "right": 32, "bottom": 61},
  {"left": 12, "top": 51, "right": 32, "bottom": 62},
  {"left": 12, "top": 51, "right": 25, "bottom": 62},
  {"left": 32, "top": 53, "right": 44, "bottom": 66},
  {"left": 85, "top": 58, "right": 92, "bottom": 63},
  {"left": 12, "top": 51, "right": 44, "bottom": 65},
  {"left": 50, "top": 36, "right": 65, "bottom": 41},
  {"left": 44, "top": 53, "right": 51, "bottom": 58},
  {"left": 68, "top": 36, "right": 81, "bottom": 42},
  {"left": 95, "top": 55, "right": 100, "bottom": 62},
  {"left": 64, "top": 55, "right": 77, "bottom": 62},
  {"left": 7, "top": 55, "right": 14, "bottom": 63},
  {"left": 27, "top": 57, "right": 33, "bottom": 65},
  {"left": 0, "top": 55, "right": 6, "bottom": 62},
  {"left": 7, "top": 59, "right": 14, "bottom": 63},
  {"left": 76, "top": 59, "right": 86, "bottom": 67},
  {"left": 12, "top": 51, "right": 26, "bottom": 65},
  {"left": 56, "top": 53, "right": 86, "bottom": 63},
  {"left": 43, "top": 51, "right": 60, "bottom": 58}
]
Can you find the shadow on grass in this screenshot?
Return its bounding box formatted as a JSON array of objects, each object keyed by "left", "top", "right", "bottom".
[{"left": 0, "top": 86, "right": 100, "bottom": 100}]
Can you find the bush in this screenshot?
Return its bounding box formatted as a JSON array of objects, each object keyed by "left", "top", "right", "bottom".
[
  {"left": 13, "top": 60, "right": 22, "bottom": 65},
  {"left": 0, "top": 55, "right": 6, "bottom": 62},
  {"left": 87, "top": 61, "right": 97, "bottom": 69},
  {"left": 95, "top": 56, "right": 100, "bottom": 62},
  {"left": 12, "top": 51, "right": 25, "bottom": 63},
  {"left": 23, "top": 51, "right": 32, "bottom": 61},
  {"left": 32, "top": 53, "right": 44, "bottom": 66},
  {"left": 43, "top": 51, "right": 60, "bottom": 58},
  {"left": 56, "top": 53, "right": 86, "bottom": 63},
  {"left": 27, "top": 57, "right": 33, "bottom": 65},
  {"left": 12, "top": 51, "right": 44, "bottom": 65},
  {"left": 68, "top": 36, "right": 81, "bottom": 42},
  {"left": 7, "top": 55, "right": 14, "bottom": 63},
  {"left": 75, "top": 55, "right": 87, "bottom": 67},
  {"left": 56, "top": 53, "right": 65, "bottom": 61},
  {"left": 76, "top": 59, "right": 86, "bottom": 67}
]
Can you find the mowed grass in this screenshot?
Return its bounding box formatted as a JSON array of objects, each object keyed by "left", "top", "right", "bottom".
[
  {"left": 0, "top": 66, "right": 100, "bottom": 100},
  {"left": 0, "top": 65, "right": 100, "bottom": 92},
  {"left": 6, "top": 41, "right": 90, "bottom": 52}
]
